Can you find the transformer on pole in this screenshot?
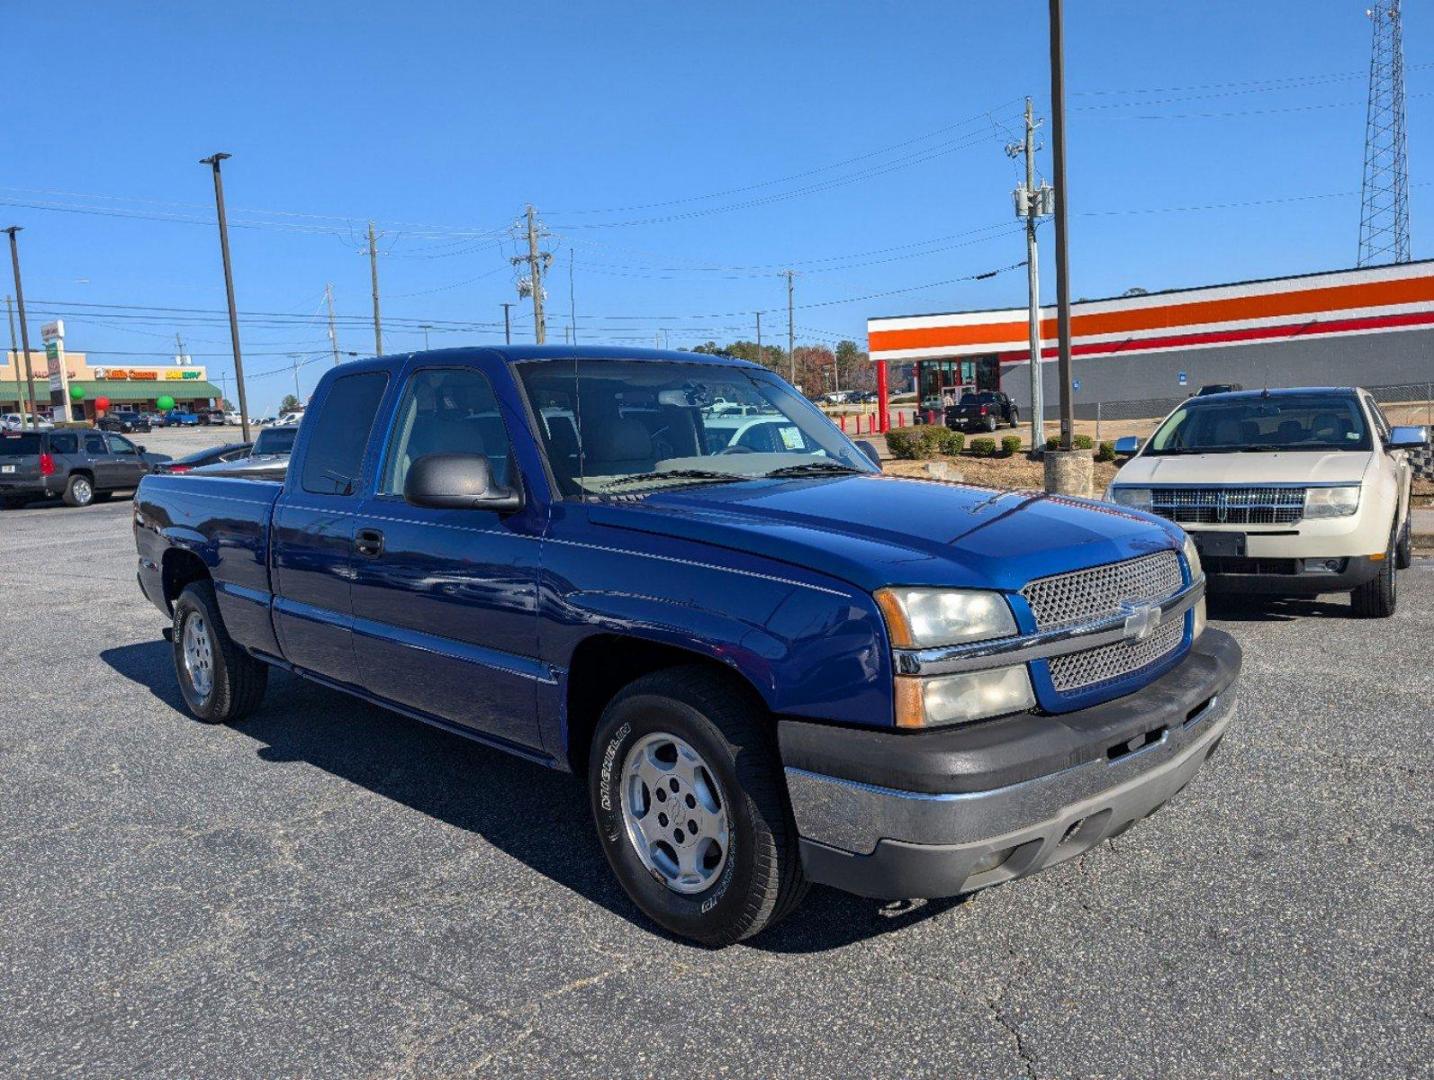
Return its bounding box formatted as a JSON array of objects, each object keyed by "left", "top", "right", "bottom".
[{"left": 1358, "top": 0, "right": 1411, "bottom": 267}]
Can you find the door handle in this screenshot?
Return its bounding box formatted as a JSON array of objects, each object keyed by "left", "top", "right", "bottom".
[{"left": 355, "top": 528, "right": 385, "bottom": 558}]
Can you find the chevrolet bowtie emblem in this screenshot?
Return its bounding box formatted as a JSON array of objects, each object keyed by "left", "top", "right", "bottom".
[{"left": 1121, "top": 602, "right": 1161, "bottom": 642}]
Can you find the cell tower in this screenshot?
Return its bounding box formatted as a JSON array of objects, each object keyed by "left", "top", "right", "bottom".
[{"left": 1357, "top": 0, "right": 1410, "bottom": 266}]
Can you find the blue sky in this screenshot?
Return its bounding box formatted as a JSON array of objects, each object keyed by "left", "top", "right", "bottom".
[{"left": 5, "top": 1, "right": 1429, "bottom": 412}]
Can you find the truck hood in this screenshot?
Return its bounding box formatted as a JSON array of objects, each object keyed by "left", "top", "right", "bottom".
[
  {"left": 1112, "top": 451, "right": 1372, "bottom": 487},
  {"left": 586, "top": 474, "right": 1181, "bottom": 595}
]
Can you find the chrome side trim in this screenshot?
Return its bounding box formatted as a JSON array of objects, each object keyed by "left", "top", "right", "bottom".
[{"left": 893, "top": 576, "right": 1204, "bottom": 676}]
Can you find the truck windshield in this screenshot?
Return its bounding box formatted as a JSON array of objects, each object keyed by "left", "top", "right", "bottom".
[
  {"left": 1146, "top": 393, "right": 1372, "bottom": 455},
  {"left": 517, "top": 358, "right": 878, "bottom": 497}
]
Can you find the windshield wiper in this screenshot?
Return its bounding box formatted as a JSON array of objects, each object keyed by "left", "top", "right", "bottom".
[
  {"left": 763, "top": 461, "right": 863, "bottom": 478},
  {"left": 604, "top": 468, "right": 746, "bottom": 489}
]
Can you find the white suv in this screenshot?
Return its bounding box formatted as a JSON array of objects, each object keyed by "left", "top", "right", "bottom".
[{"left": 1106, "top": 387, "right": 1425, "bottom": 617}]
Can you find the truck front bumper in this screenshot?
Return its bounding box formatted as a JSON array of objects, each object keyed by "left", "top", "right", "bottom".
[{"left": 779, "top": 629, "right": 1241, "bottom": 900}]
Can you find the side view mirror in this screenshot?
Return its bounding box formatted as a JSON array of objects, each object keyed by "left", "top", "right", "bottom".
[
  {"left": 855, "top": 439, "right": 882, "bottom": 470},
  {"left": 1113, "top": 436, "right": 1142, "bottom": 456},
  {"left": 1387, "top": 425, "right": 1428, "bottom": 450},
  {"left": 137, "top": 445, "right": 147, "bottom": 454},
  {"left": 404, "top": 452, "right": 523, "bottom": 512}
]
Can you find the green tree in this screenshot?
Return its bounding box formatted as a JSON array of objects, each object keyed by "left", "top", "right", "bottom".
[{"left": 280, "top": 393, "right": 301, "bottom": 413}]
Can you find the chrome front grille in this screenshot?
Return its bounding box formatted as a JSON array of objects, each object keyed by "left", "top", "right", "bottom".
[
  {"left": 1149, "top": 486, "right": 1305, "bottom": 526},
  {"left": 1047, "top": 617, "right": 1183, "bottom": 692},
  {"left": 1021, "top": 551, "right": 1182, "bottom": 629},
  {"left": 1021, "top": 551, "right": 1185, "bottom": 693}
]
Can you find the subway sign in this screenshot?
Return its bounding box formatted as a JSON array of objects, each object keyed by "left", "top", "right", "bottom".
[{"left": 93, "top": 367, "right": 205, "bottom": 381}]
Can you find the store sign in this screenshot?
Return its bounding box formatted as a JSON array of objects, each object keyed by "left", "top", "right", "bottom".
[
  {"left": 41, "top": 321, "right": 66, "bottom": 395},
  {"left": 164, "top": 369, "right": 202, "bottom": 380},
  {"left": 93, "top": 366, "right": 206, "bottom": 382}
]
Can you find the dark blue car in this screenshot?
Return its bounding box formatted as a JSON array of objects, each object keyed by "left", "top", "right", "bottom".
[{"left": 133, "top": 347, "right": 1240, "bottom": 944}]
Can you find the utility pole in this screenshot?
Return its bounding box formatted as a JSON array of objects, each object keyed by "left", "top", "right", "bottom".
[
  {"left": 199, "top": 154, "right": 251, "bottom": 442},
  {"left": 290, "top": 354, "right": 303, "bottom": 404},
  {"left": 6, "top": 295, "right": 25, "bottom": 425},
  {"left": 367, "top": 221, "right": 383, "bottom": 355},
  {"left": 568, "top": 247, "right": 577, "bottom": 345},
  {"left": 511, "top": 205, "right": 550, "bottom": 344},
  {"left": 785, "top": 270, "right": 796, "bottom": 385},
  {"left": 5, "top": 228, "right": 40, "bottom": 426},
  {"left": 501, "top": 302, "right": 513, "bottom": 345},
  {"left": 325, "top": 283, "right": 341, "bottom": 365},
  {"left": 1046, "top": 0, "right": 1076, "bottom": 450},
  {"left": 420, "top": 324, "right": 432, "bottom": 350},
  {"left": 1008, "top": 96, "right": 1052, "bottom": 451},
  {"left": 755, "top": 311, "right": 763, "bottom": 365}
]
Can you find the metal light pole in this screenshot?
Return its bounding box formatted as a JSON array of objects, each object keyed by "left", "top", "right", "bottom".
[
  {"left": 200, "top": 154, "right": 251, "bottom": 442},
  {"left": 4, "top": 229, "right": 40, "bottom": 426},
  {"left": 1047, "top": 0, "right": 1076, "bottom": 450}
]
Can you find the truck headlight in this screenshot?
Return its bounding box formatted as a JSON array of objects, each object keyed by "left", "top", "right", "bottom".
[
  {"left": 875, "top": 587, "right": 1017, "bottom": 648},
  {"left": 1303, "top": 485, "right": 1360, "bottom": 518},
  {"left": 1181, "top": 534, "right": 1207, "bottom": 640},
  {"left": 895, "top": 666, "right": 1036, "bottom": 728},
  {"left": 1108, "top": 486, "right": 1152, "bottom": 510}
]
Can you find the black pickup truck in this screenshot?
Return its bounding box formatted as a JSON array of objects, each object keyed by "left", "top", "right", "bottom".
[{"left": 946, "top": 390, "right": 1020, "bottom": 433}]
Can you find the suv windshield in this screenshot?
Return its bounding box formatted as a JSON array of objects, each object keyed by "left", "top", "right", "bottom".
[
  {"left": 252, "top": 428, "right": 297, "bottom": 455},
  {"left": 517, "top": 358, "right": 878, "bottom": 496},
  {"left": 1146, "top": 393, "right": 1372, "bottom": 455}
]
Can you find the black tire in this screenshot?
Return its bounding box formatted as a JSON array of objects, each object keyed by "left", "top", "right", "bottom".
[
  {"left": 1350, "top": 532, "right": 1398, "bottom": 618},
  {"left": 172, "top": 580, "right": 268, "bottom": 723},
  {"left": 984, "top": 414, "right": 997, "bottom": 432},
  {"left": 589, "top": 665, "right": 807, "bottom": 946},
  {"left": 1009, "top": 409, "right": 1020, "bottom": 428},
  {"left": 1396, "top": 516, "right": 1413, "bottom": 570},
  {"left": 62, "top": 472, "right": 94, "bottom": 507}
]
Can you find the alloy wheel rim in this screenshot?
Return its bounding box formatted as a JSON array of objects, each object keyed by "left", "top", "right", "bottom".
[
  {"left": 183, "top": 613, "right": 214, "bottom": 700},
  {"left": 619, "top": 732, "right": 730, "bottom": 895},
  {"left": 74, "top": 478, "right": 91, "bottom": 503}
]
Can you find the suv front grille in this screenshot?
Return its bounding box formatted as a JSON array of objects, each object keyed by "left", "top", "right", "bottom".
[
  {"left": 1149, "top": 486, "right": 1304, "bottom": 526},
  {"left": 1020, "top": 551, "right": 1185, "bottom": 693}
]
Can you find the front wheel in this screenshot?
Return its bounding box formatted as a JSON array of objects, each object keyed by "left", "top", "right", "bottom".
[
  {"left": 1009, "top": 409, "right": 1020, "bottom": 428},
  {"left": 173, "top": 580, "right": 269, "bottom": 722},
  {"left": 1350, "top": 533, "right": 1398, "bottom": 618},
  {"left": 589, "top": 666, "right": 807, "bottom": 945}
]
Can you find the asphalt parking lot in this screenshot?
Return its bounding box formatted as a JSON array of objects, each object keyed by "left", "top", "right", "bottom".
[{"left": 2, "top": 496, "right": 1431, "bottom": 1079}]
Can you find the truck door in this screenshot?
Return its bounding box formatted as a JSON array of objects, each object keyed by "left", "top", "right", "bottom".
[
  {"left": 349, "top": 361, "right": 545, "bottom": 752},
  {"left": 270, "top": 370, "right": 392, "bottom": 686}
]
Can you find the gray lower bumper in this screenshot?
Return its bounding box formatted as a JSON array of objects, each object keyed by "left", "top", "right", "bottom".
[{"left": 788, "top": 688, "right": 1236, "bottom": 900}]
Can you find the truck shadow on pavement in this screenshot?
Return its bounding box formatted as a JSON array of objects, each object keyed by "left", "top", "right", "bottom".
[
  {"left": 1206, "top": 595, "right": 1354, "bottom": 622},
  {"left": 100, "top": 638, "right": 964, "bottom": 953}
]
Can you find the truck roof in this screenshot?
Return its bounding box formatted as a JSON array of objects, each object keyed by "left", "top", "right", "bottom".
[{"left": 358, "top": 345, "right": 762, "bottom": 370}]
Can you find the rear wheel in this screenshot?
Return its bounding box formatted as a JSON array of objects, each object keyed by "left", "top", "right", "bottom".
[
  {"left": 62, "top": 473, "right": 94, "bottom": 507},
  {"left": 589, "top": 665, "right": 807, "bottom": 945},
  {"left": 1351, "top": 532, "right": 1397, "bottom": 618},
  {"left": 984, "top": 415, "right": 997, "bottom": 432},
  {"left": 172, "top": 580, "right": 269, "bottom": 722}
]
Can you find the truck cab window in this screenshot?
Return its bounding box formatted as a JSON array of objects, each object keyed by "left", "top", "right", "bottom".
[
  {"left": 300, "top": 372, "right": 389, "bottom": 495},
  {"left": 382, "top": 368, "right": 512, "bottom": 496}
]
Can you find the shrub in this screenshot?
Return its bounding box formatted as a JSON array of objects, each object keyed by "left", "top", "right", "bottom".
[
  {"left": 1045, "top": 436, "right": 1060, "bottom": 451},
  {"left": 886, "top": 430, "right": 920, "bottom": 459},
  {"left": 1095, "top": 440, "right": 1116, "bottom": 462},
  {"left": 1073, "top": 434, "right": 1094, "bottom": 450},
  {"left": 935, "top": 428, "right": 965, "bottom": 455},
  {"left": 969, "top": 436, "right": 998, "bottom": 458},
  {"left": 1000, "top": 435, "right": 1022, "bottom": 457}
]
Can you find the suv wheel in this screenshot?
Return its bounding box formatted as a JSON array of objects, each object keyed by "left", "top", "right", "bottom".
[
  {"left": 984, "top": 415, "right": 998, "bottom": 432},
  {"left": 1351, "top": 532, "right": 1397, "bottom": 618},
  {"left": 173, "top": 580, "right": 269, "bottom": 722},
  {"left": 589, "top": 665, "right": 807, "bottom": 945},
  {"left": 62, "top": 473, "right": 94, "bottom": 507}
]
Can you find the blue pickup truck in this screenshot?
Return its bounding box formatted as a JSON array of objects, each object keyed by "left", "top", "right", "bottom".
[{"left": 133, "top": 346, "right": 1240, "bottom": 944}]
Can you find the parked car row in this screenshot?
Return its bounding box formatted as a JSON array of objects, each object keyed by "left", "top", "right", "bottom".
[{"left": 1, "top": 428, "right": 171, "bottom": 508}]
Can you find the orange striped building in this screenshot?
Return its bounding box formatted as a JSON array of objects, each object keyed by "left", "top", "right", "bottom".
[{"left": 866, "top": 260, "right": 1434, "bottom": 428}]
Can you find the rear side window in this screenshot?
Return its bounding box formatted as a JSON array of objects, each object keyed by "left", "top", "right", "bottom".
[
  {"left": 85, "top": 434, "right": 106, "bottom": 453},
  {"left": 300, "top": 372, "right": 389, "bottom": 495},
  {"left": 50, "top": 433, "right": 79, "bottom": 454}
]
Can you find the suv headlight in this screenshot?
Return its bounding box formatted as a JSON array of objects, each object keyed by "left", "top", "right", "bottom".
[
  {"left": 1304, "top": 485, "right": 1360, "bottom": 518},
  {"left": 875, "top": 587, "right": 1018, "bottom": 648},
  {"left": 1108, "top": 486, "right": 1152, "bottom": 510}
]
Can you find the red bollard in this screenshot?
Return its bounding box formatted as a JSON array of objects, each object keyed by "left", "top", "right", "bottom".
[
  {"left": 839, "top": 414, "right": 846, "bottom": 433},
  {"left": 897, "top": 410, "right": 904, "bottom": 427}
]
